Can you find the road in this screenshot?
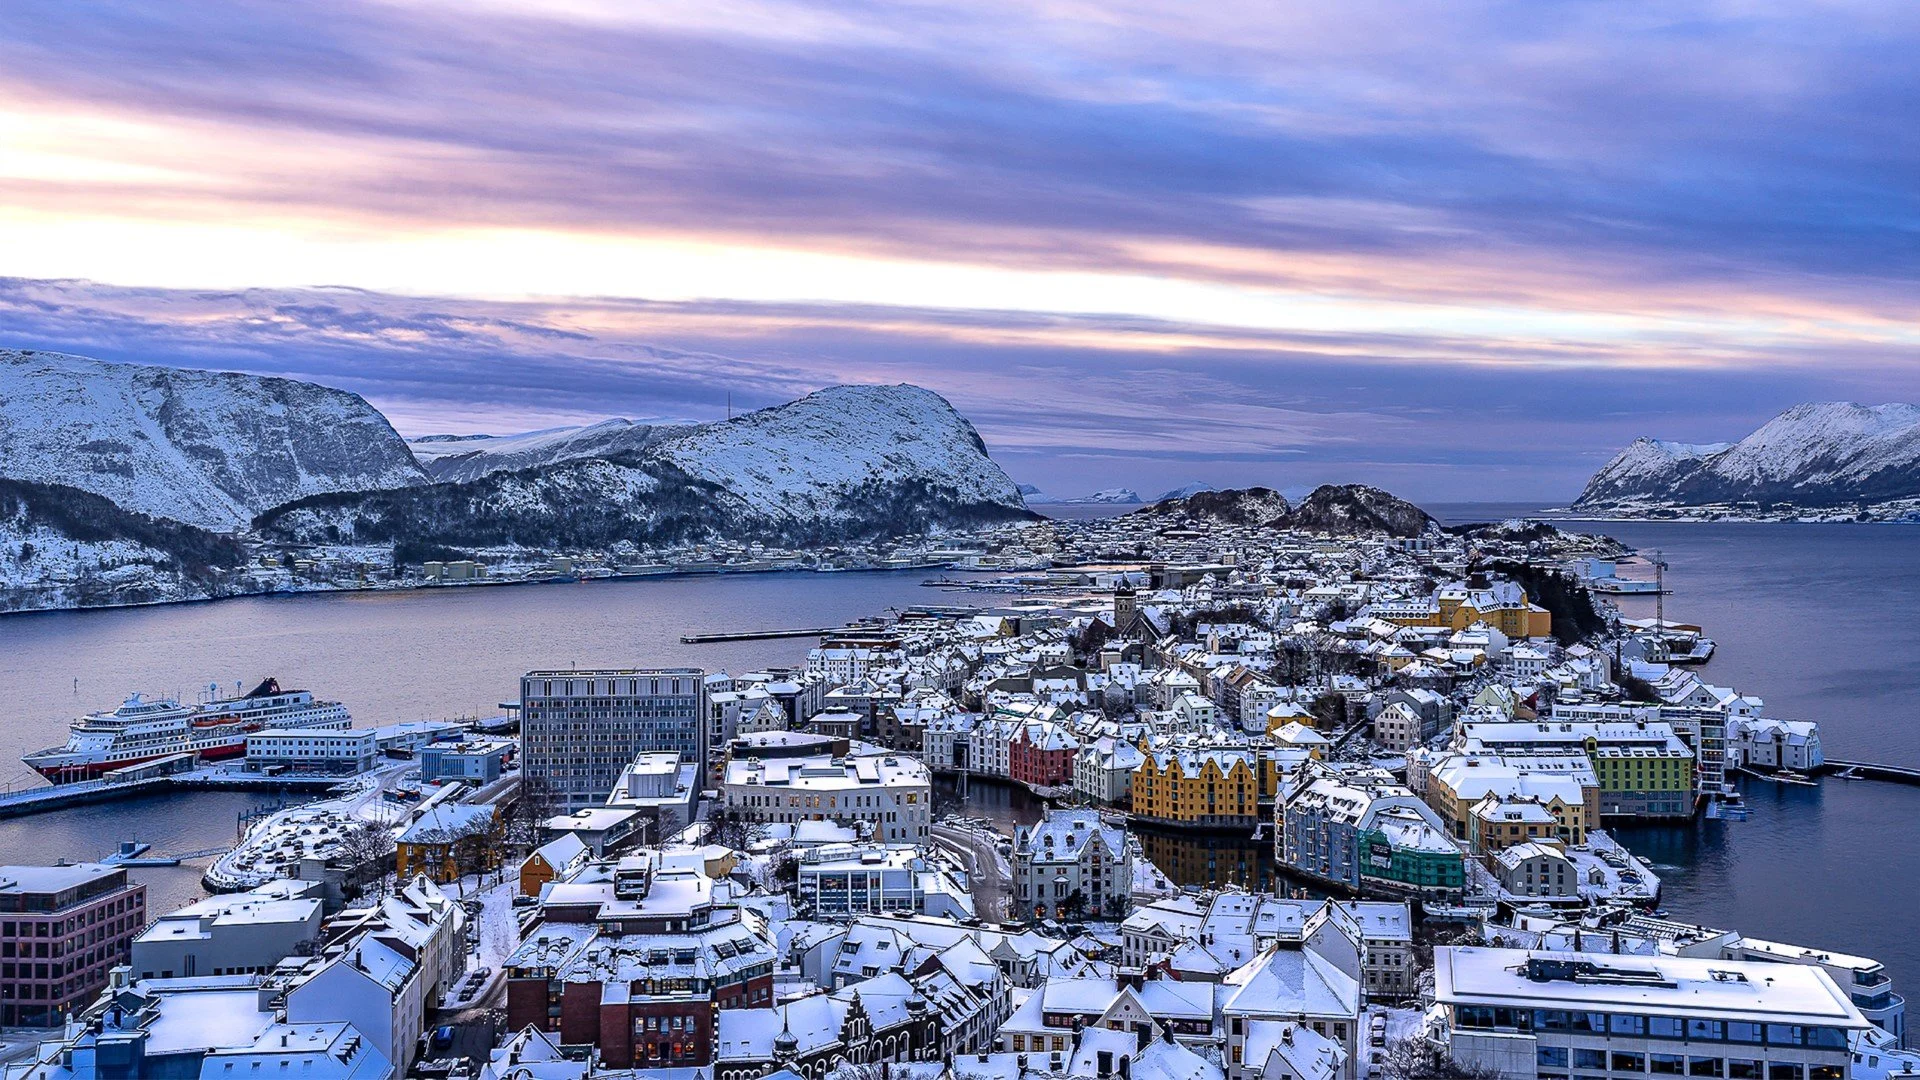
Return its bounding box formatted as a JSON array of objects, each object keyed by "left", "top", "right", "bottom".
[{"left": 932, "top": 822, "right": 1011, "bottom": 922}]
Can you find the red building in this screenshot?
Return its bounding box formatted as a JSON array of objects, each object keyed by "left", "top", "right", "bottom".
[
  {"left": 505, "top": 860, "right": 777, "bottom": 1068},
  {"left": 1009, "top": 722, "right": 1080, "bottom": 789}
]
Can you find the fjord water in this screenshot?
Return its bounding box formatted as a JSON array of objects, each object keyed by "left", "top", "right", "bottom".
[
  {"left": 1445, "top": 505, "right": 1920, "bottom": 988},
  {"left": 0, "top": 570, "right": 983, "bottom": 912},
  {"left": 0, "top": 517, "right": 1917, "bottom": 987}
]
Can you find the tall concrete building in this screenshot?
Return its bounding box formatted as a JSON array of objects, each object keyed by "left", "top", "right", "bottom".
[{"left": 521, "top": 669, "right": 707, "bottom": 810}]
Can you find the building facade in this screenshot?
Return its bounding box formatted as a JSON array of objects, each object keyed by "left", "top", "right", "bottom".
[
  {"left": 0, "top": 863, "right": 146, "bottom": 1026},
  {"left": 521, "top": 669, "right": 708, "bottom": 811}
]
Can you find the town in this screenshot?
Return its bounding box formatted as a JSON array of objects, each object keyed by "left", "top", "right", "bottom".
[{"left": 0, "top": 503, "right": 1902, "bottom": 1080}]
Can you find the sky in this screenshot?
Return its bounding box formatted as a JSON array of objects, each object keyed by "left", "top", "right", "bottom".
[{"left": 2, "top": 2, "right": 1918, "bottom": 502}]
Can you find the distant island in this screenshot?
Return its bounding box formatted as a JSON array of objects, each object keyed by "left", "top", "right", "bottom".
[{"left": 1573, "top": 402, "right": 1920, "bottom": 522}]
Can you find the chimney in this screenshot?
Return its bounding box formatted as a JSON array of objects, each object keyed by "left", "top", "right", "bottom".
[{"left": 1118, "top": 1057, "right": 1131, "bottom": 1080}]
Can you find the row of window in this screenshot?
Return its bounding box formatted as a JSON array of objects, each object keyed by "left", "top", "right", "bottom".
[
  {"left": 1536, "top": 1046, "right": 1840, "bottom": 1079},
  {"left": 1456, "top": 1007, "right": 1848, "bottom": 1047}
]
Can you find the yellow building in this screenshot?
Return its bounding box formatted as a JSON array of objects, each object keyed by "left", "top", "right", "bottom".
[
  {"left": 396, "top": 802, "right": 501, "bottom": 884},
  {"left": 1129, "top": 746, "right": 1260, "bottom": 828},
  {"left": 1379, "top": 581, "right": 1553, "bottom": 639}
]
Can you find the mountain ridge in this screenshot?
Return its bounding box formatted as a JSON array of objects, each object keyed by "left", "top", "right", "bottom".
[
  {"left": 1576, "top": 402, "right": 1920, "bottom": 512},
  {"left": 0, "top": 348, "right": 426, "bottom": 530}
]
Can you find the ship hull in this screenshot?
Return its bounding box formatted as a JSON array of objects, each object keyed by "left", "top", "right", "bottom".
[{"left": 25, "top": 741, "right": 249, "bottom": 781}]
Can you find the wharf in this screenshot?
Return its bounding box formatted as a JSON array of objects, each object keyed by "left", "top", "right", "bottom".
[
  {"left": 0, "top": 770, "right": 350, "bottom": 821},
  {"left": 1820, "top": 759, "right": 1920, "bottom": 787},
  {"left": 680, "top": 625, "right": 842, "bottom": 643}
]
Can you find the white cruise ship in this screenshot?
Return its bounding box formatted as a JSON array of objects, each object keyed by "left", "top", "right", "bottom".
[{"left": 22, "top": 679, "right": 352, "bottom": 783}]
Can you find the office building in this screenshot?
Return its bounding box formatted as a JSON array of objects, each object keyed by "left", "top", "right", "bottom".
[{"left": 521, "top": 669, "right": 707, "bottom": 810}]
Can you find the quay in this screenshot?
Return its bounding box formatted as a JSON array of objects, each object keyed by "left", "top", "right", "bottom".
[
  {"left": 1819, "top": 758, "right": 1920, "bottom": 787},
  {"left": 0, "top": 769, "right": 351, "bottom": 821},
  {"left": 680, "top": 625, "right": 843, "bottom": 643}
]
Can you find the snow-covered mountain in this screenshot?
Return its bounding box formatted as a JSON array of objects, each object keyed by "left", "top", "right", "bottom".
[
  {"left": 1576, "top": 403, "right": 1920, "bottom": 511},
  {"left": 1067, "top": 488, "right": 1141, "bottom": 505},
  {"left": 1154, "top": 481, "right": 1213, "bottom": 502},
  {"left": 0, "top": 349, "right": 426, "bottom": 530},
  {"left": 260, "top": 384, "right": 1033, "bottom": 549},
  {"left": 1017, "top": 483, "right": 1061, "bottom": 506},
  {"left": 408, "top": 419, "right": 693, "bottom": 483}
]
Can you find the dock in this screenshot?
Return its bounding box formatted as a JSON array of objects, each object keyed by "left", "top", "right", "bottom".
[
  {"left": 680, "top": 625, "right": 843, "bottom": 644},
  {"left": 0, "top": 770, "right": 352, "bottom": 821},
  {"left": 1819, "top": 758, "right": 1920, "bottom": 787}
]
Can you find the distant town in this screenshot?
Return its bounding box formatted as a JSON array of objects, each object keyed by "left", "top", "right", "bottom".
[{"left": 0, "top": 503, "right": 1907, "bottom": 1080}]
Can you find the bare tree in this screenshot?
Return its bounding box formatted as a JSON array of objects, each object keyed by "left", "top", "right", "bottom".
[
  {"left": 1377, "top": 1036, "right": 1501, "bottom": 1080},
  {"left": 335, "top": 822, "right": 397, "bottom": 896}
]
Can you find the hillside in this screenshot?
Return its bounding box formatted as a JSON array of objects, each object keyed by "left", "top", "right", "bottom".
[
  {"left": 259, "top": 384, "right": 1035, "bottom": 551},
  {"left": 0, "top": 349, "right": 426, "bottom": 530},
  {"left": 1576, "top": 402, "right": 1920, "bottom": 513},
  {"left": 0, "top": 477, "right": 252, "bottom": 612}
]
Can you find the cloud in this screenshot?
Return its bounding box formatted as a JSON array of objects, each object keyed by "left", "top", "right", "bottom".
[{"left": 2, "top": 277, "right": 1913, "bottom": 502}]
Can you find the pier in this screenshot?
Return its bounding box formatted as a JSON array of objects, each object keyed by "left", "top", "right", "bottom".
[
  {"left": 1820, "top": 759, "right": 1920, "bottom": 787},
  {"left": 680, "top": 625, "right": 843, "bottom": 643},
  {"left": 0, "top": 770, "right": 352, "bottom": 821}
]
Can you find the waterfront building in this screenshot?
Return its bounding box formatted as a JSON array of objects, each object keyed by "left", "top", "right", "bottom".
[
  {"left": 1421, "top": 752, "right": 1597, "bottom": 846},
  {"left": 1729, "top": 717, "right": 1825, "bottom": 774},
  {"left": 721, "top": 750, "right": 932, "bottom": 843},
  {"left": 1011, "top": 809, "right": 1132, "bottom": 920},
  {"left": 1432, "top": 947, "right": 1868, "bottom": 1080},
  {"left": 131, "top": 880, "right": 324, "bottom": 979},
  {"left": 418, "top": 736, "right": 514, "bottom": 783},
  {"left": 1456, "top": 719, "right": 1697, "bottom": 819},
  {"left": 1277, "top": 762, "right": 1464, "bottom": 902},
  {"left": 520, "top": 668, "right": 707, "bottom": 811},
  {"left": 1129, "top": 745, "right": 1260, "bottom": 828},
  {"left": 1489, "top": 840, "right": 1580, "bottom": 899},
  {"left": 0, "top": 863, "right": 146, "bottom": 1027},
  {"left": 243, "top": 728, "right": 378, "bottom": 775},
  {"left": 1009, "top": 721, "right": 1079, "bottom": 790},
  {"left": 1072, "top": 735, "right": 1142, "bottom": 806}
]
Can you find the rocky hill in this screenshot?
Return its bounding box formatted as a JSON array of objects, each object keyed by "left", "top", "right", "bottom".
[
  {"left": 1130, "top": 483, "right": 1435, "bottom": 536},
  {"left": 0, "top": 349, "right": 426, "bottom": 530},
  {"left": 1576, "top": 402, "right": 1920, "bottom": 513},
  {"left": 1286, "top": 484, "right": 1436, "bottom": 537},
  {"left": 259, "top": 384, "right": 1035, "bottom": 549}
]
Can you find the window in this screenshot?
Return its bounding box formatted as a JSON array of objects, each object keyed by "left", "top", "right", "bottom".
[
  {"left": 1612, "top": 1052, "right": 1647, "bottom": 1072},
  {"left": 1653, "top": 1054, "right": 1686, "bottom": 1075},
  {"left": 1727, "top": 1062, "right": 1763, "bottom": 1080},
  {"left": 1727, "top": 1023, "right": 1763, "bottom": 1044},
  {"left": 1538, "top": 1047, "right": 1569, "bottom": 1068},
  {"left": 1690, "top": 1059, "right": 1724, "bottom": 1078},
  {"left": 1766, "top": 1065, "right": 1801, "bottom": 1080},
  {"left": 1612, "top": 1014, "right": 1649, "bottom": 1036},
  {"left": 1688, "top": 1020, "right": 1726, "bottom": 1042},
  {"left": 1574, "top": 1049, "right": 1607, "bottom": 1070},
  {"left": 1650, "top": 1017, "right": 1686, "bottom": 1039}
]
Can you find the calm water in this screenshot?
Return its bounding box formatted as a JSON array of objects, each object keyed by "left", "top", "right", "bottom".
[
  {"left": 0, "top": 519, "right": 1915, "bottom": 988},
  {"left": 0, "top": 570, "right": 986, "bottom": 912},
  {"left": 1442, "top": 504, "right": 1920, "bottom": 987}
]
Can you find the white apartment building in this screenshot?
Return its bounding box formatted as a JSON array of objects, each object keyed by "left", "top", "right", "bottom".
[
  {"left": 721, "top": 751, "right": 932, "bottom": 843},
  {"left": 244, "top": 728, "right": 377, "bottom": 775},
  {"left": 1434, "top": 947, "right": 1868, "bottom": 1080}
]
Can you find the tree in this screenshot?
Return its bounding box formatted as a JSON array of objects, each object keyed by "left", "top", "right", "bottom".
[
  {"left": 1377, "top": 1037, "right": 1500, "bottom": 1080},
  {"left": 1062, "top": 888, "right": 1089, "bottom": 922},
  {"left": 1309, "top": 691, "right": 1348, "bottom": 731},
  {"left": 335, "top": 821, "right": 397, "bottom": 896}
]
